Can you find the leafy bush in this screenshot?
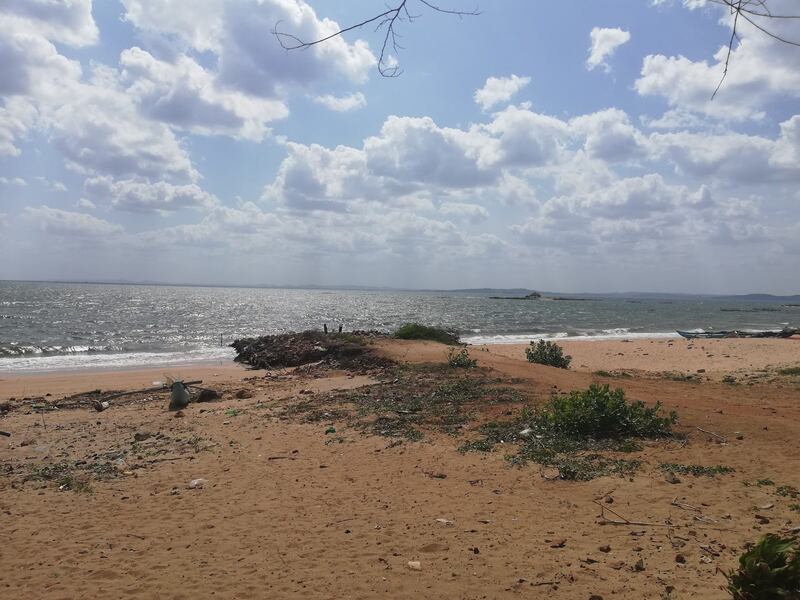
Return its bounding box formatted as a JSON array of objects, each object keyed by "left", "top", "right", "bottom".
[
  {"left": 725, "top": 535, "right": 800, "bottom": 600},
  {"left": 539, "top": 384, "right": 677, "bottom": 439},
  {"left": 460, "top": 384, "right": 676, "bottom": 480},
  {"left": 448, "top": 348, "right": 477, "bottom": 369},
  {"left": 526, "top": 340, "right": 571, "bottom": 369},
  {"left": 394, "top": 323, "right": 460, "bottom": 345}
]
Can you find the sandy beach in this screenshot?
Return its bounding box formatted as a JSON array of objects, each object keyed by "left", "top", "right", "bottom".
[{"left": 1, "top": 337, "right": 799, "bottom": 599}]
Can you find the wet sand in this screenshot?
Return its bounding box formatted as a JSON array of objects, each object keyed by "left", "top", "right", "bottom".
[{"left": 1, "top": 338, "right": 799, "bottom": 599}]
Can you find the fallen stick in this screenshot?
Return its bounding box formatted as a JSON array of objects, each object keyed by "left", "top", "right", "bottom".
[
  {"left": 0, "top": 430, "right": 10, "bottom": 437},
  {"left": 696, "top": 426, "right": 727, "bottom": 442}
]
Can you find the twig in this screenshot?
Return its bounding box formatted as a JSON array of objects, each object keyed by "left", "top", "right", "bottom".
[
  {"left": 696, "top": 426, "right": 727, "bottom": 442},
  {"left": 0, "top": 430, "right": 10, "bottom": 437},
  {"left": 671, "top": 498, "right": 701, "bottom": 512}
]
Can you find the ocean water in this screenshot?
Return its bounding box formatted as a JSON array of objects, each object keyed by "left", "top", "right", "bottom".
[{"left": 0, "top": 281, "right": 797, "bottom": 372}]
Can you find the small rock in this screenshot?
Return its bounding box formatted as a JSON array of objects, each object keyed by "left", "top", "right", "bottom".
[
  {"left": 758, "top": 503, "right": 774, "bottom": 510},
  {"left": 173, "top": 411, "right": 185, "bottom": 418},
  {"left": 634, "top": 558, "right": 645, "bottom": 572},
  {"left": 664, "top": 471, "right": 681, "bottom": 484},
  {"left": 407, "top": 561, "right": 422, "bottom": 571},
  {"left": 196, "top": 389, "right": 220, "bottom": 402},
  {"left": 604, "top": 496, "right": 614, "bottom": 504},
  {"left": 598, "top": 545, "right": 611, "bottom": 553},
  {"left": 549, "top": 539, "right": 567, "bottom": 548},
  {"left": 435, "top": 518, "right": 453, "bottom": 525},
  {"left": 235, "top": 389, "right": 253, "bottom": 399},
  {"left": 133, "top": 431, "right": 151, "bottom": 442},
  {"left": 589, "top": 596, "right": 604, "bottom": 600},
  {"left": 675, "top": 554, "right": 686, "bottom": 564},
  {"left": 19, "top": 439, "right": 34, "bottom": 447},
  {"left": 697, "top": 369, "right": 706, "bottom": 373},
  {"left": 188, "top": 478, "right": 206, "bottom": 489},
  {"left": 609, "top": 561, "right": 626, "bottom": 570},
  {"left": 755, "top": 515, "right": 770, "bottom": 525}
]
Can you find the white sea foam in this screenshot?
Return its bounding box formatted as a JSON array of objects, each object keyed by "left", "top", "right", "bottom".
[
  {"left": 462, "top": 330, "right": 680, "bottom": 345},
  {"left": 0, "top": 347, "right": 236, "bottom": 373}
]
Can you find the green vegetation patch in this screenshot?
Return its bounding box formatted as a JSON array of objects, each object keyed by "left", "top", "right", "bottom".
[
  {"left": 460, "top": 384, "right": 676, "bottom": 480},
  {"left": 725, "top": 534, "right": 800, "bottom": 600},
  {"left": 525, "top": 340, "right": 571, "bottom": 369},
  {"left": 281, "top": 366, "right": 526, "bottom": 442},
  {"left": 660, "top": 463, "right": 735, "bottom": 477},
  {"left": 447, "top": 347, "right": 477, "bottom": 369},
  {"left": 778, "top": 366, "right": 800, "bottom": 376},
  {"left": 393, "top": 323, "right": 460, "bottom": 345}
]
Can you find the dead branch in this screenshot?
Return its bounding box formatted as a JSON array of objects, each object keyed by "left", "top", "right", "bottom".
[
  {"left": 696, "top": 426, "right": 727, "bottom": 442},
  {"left": 272, "top": 1, "right": 480, "bottom": 77},
  {"left": 710, "top": 0, "right": 800, "bottom": 98}
]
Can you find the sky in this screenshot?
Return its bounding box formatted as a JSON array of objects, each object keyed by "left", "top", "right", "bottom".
[{"left": 1, "top": 0, "right": 799, "bottom": 294}]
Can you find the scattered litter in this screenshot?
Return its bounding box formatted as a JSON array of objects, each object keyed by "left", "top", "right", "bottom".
[{"left": 664, "top": 471, "right": 681, "bottom": 484}]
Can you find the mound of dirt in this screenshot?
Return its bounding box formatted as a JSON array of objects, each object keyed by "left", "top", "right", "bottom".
[{"left": 231, "top": 331, "right": 389, "bottom": 370}]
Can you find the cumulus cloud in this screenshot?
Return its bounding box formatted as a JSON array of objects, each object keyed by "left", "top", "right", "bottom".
[
  {"left": 84, "top": 176, "right": 219, "bottom": 213},
  {"left": 0, "top": 0, "right": 98, "bottom": 47},
  {"left": 119, "top": 47, "right": 288, "bottom": 140},
  {"left": 0, "top": 176, "right": 26, "bottom": 186},
  {"left": 586, "top": 27, "right": 631, "bottom": 72},
  {"left": 121, "top": 0, "right": 376, "bottom": 94},
  {"left": 312, "top": 92, "right": 367, "bottom": 112},
  {"left": 25, "top": 206, "right": 122, "bottom": 237},
  {"left": 474, "top": 75, "right": 531, "bottom": 111}
]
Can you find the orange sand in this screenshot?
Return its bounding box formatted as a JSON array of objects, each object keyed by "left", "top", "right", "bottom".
[{"left": 1, "top": 339, "right": 799, "bottom": 599}]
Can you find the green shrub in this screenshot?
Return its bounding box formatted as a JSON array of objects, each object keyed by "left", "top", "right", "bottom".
[
  {"left": 394, "top": 323, "right": 460, "bottom": 345},
  {"left": 539, "top": 384, "right": 676, "bottom": 439},
  {"left": 725, "top": 535, "right": 800, "bottom": 600},
  {"left": 460, "top": 384, "right": 676, "bottom": 480},
  {"left": 778, "top": 366, "right": 800, "bottom": 376},
  {"left": 526, "top": 340, "right": 571, "bottom": 369},
  {"left": 448, "top": 348, "right": 477, "bottom": 369}
]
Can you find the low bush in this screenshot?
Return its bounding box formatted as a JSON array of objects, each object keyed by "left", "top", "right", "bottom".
[
  {"left": 540, "top": 384, "right": 677, "bottom": 440},
  {"left": 448, "top": 348, "right": 477, "bottom": 369},
  {"left": 525, "top": 340, "right": 571, "bottom": 369},
  {"left": 460, "top": 384, "right": 677, "bottom": 480},
  {"left": 725, "top": 534, "right": 799, "bottom": 600},
  {"left": 394, "top": 323, "right": 460, "bottom": 345}
]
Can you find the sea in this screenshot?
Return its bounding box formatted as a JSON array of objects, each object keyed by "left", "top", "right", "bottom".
[{"left": 1, "top": 281, "right": 798, "bottom": 372}]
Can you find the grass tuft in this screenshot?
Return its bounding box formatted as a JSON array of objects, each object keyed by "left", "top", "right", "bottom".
[{"left": 394, "top": 323, "right": 460, "bottom": 345}]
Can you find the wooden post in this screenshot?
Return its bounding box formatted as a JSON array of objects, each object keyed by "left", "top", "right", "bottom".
[{"left": 324, "top": 324, "right": 328, "bottom": 334}]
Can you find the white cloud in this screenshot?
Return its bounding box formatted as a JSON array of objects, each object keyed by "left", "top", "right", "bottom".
[
  {"left": 0, "top": 176, "right": 26, "bottom": 186},
  {"left": 120, "top": 47, "right": 289, "bottom": 141},
  {"left": 474, "top": 75, "right": 531, "bottom": 111},
  {"left": 84, "top": 176, "right": 219, "bottom": 213},
  {"left": 312, "top": 92, "right": 367, "bottom": 112},
  {"left": 121, "top": 0, "right": 376, "bottom": 95},
  {"left": 586, "top": 27, "right": 631, "bottom": 72},
  {"left": 570, "top": 108, "right": 646, "bottom": 162},
  {"left": 25, "top": 205, "right": 122, "bottom": 237},
  {"left": 439, "top": 201, "right": 489, "bottom": 223},
  {"left": 76, "top": 198, "right": 96, "bottom": 210},
  {"left": 0, "top": 0, "right": 98, "bottom": 47}
]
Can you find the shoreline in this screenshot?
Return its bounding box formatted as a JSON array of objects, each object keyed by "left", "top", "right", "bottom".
[{"left": 2, "top": 337, "right": 798, "bottom": 395}]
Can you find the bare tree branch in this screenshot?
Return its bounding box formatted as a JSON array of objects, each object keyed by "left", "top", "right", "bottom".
[
  {"left": 272, "top": 1, "right": 480, "bottom": 77},
  {"left": 710, "top": 0, "right": 800, "bottom": 98}
]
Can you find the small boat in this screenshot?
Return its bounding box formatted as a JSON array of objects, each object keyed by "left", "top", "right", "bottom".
[
  {"left": 676, "top": 330, "right": 730, "bottom": 339},
  {"left": 677, "top": 327, "right": 798, "bottom": 340}
]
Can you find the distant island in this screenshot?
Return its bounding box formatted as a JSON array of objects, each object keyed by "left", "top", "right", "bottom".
[{"left": 489, "top": 291, "right": 543, "bottom": 300}]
